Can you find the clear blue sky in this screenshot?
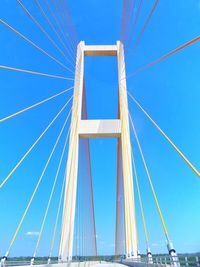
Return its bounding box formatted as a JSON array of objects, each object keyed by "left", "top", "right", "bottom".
[{"left": 0, "top": 0, "right": 200, "bottom": 258}]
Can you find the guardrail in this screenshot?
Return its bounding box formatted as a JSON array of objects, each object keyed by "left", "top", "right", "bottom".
[
  {"left": 1, "top": 256, "right": 200, "bottom": 267},
  {"left": 1, "top": 260, "right": 58, "bottom": 266},
  {"left": 121, "top": 255, "right": 200, "bottom": 267},
  {"left": 1, "top": 259, "right": 101, "bottom": 267}
]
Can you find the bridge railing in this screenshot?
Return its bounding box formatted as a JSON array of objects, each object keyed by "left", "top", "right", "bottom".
[
  {"left": 1, "top": 256, "right": 200, "bottom": 267},
  {"left": 121, "top": 255, "right": 200, "bottom": 267},
  {"left": 0, "top": 259, "right": 101, "bottom": 267},
  {"left": 0, "top": 259, "right": 58, "bottom": 266}
]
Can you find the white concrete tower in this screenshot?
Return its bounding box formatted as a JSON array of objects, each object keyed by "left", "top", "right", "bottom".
[{"left": 59, "top": 41, "right": 138, "bottom": 261}]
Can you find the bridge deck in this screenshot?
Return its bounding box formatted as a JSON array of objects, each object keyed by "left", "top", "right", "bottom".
[
  {"left": 93, "top": 264, "right": 125, "bottom": 267},
  {"left": 9, "top": 262, "right": 126, "bottom": 267}
]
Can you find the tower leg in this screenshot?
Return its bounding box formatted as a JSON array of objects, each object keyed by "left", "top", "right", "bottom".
[
  {"left": 59, "top": 42, "right": 85, "bottom": 262},
  {"left": 117, "top": 41, "right": 138, "bottom": 258}
]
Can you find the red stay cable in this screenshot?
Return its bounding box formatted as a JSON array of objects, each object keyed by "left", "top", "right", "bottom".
[
  {"left": 131, "top": 0, "right": 159, "bottom": 54},
  {"left": 127, "top": 35, "right": 200, "bottom": 78}
]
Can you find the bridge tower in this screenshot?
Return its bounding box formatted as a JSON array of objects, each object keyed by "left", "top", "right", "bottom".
[{"left": 59, "top": 41, "right": 138, "bottom": 261}]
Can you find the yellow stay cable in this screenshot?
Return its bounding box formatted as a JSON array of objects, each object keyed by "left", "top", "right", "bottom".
[
  {"left": 59, "top": 85, "right": 83, "bottom": 256},
  {"left": 0, "top": 65, "right": 73, "bottom": 80},
  {"left": 5, "top": 104, "right": 73, "bottom": 255},
  {"left": 59, "top": 95, "right": 79, "bottom": 254},
  {"left": 120, "top": 63, "right": 164, "bottom": 251},
  {"left": 67, "top": 133, "right": 79, "bottom": 255},
  {"left": 60, "top": 134, "right": 78, "bottom": 255},
  {"left": 119, "top": 93, "right": 131, "bottom": 253},
  {"left": 0, "top": 18, "right": 73, "bottom": 73},
  {"left": 16, "top": 0, "right": 75, "bottom": 71},
  {"left": 49, "top": 162, "right": 67, "bottom": 258},
  {"left": 0, "top": 86, "right": 73, "bottom": 123},
  {"left": 47, "top": 97, "right": 79, "bottom": 257},
  {"left": 60, "top": 97, "right": 78, "bottom": 249},
  {"left": 66, "top": 88, "right": 84, "bottom": 255},
  {"left": 33, "top": 107, "right": 72, "bottom": 256},
  {"left": 0, "top": 96, "right": 73, "bottom": 189},
  {"left": 129, "top": 112, "right": 169, "bottom": 239},
  {"left": 120, "top": 88, "right": 137, "bottom": 252},
  {"left": 128, "top": 91, "right": 200, "bottom": 178},
  {"left": 131, "top": 149, "right": 149, "bottom": 246},
  {"left": 58, "top": 57, "right": 82, "bottom": 254}
]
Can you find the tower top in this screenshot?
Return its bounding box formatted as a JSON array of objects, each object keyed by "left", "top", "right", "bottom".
[{"left": 78, "top": 40, "right": 121, "bottom": 56}]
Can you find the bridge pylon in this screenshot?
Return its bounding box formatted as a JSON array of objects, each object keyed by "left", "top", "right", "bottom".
[{"left": 59, "top": 41, "right": 138, "bottom": 261}]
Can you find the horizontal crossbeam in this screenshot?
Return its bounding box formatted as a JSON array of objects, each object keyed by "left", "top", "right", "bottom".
[
  {"left": 84, "top": 45, "right": 117, "bottom": 56},
  {"left": 79, "top": 119, "right": 121, "bottom": 138}
]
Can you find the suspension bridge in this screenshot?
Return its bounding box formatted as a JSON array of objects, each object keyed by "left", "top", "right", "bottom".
[{"left": 0, "top": 1, "right": 200, "bottom": 267}]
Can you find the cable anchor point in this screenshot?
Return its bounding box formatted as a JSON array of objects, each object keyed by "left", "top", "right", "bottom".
[
  {"left": 1, "top": 251, "right": 9, "bottom": 267},
  {"left": 167, "top": 240, "right": 180, "bottom": 266}
]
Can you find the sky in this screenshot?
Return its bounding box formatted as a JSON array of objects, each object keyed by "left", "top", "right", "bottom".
[{"left": 0, "top": 0, "right": 200, "bottom": 258}]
